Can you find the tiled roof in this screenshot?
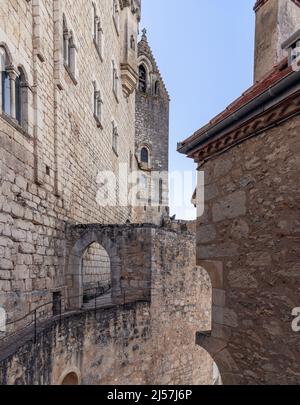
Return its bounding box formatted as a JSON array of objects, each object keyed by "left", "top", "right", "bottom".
[{"left": 179, "top": 58, "right": 293, "bottom": 150}]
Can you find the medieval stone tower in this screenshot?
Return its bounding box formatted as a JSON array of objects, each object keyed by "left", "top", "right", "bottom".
[{"left": 133, "top": 29, "right": 170, "bottom": 224}]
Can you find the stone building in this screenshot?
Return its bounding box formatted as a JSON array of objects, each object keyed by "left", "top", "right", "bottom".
[
  {"left": 178, "top": 0, "right": 300, "bottom": 385},
  {"left": 133, "top": 29, "right": 170, "bottom": 224},
  {"left": 0, "top": 0, "right": 143, "bottom": 323},
  {"left": 0, "top": 0, "right": 212, "bottom": 385}
]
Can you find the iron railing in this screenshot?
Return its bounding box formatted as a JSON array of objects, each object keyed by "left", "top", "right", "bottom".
[{"left": 0, "top": 284, "right": 194, "bottom": 348}]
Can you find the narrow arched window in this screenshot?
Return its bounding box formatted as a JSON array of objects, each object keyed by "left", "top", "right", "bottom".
[
  {"left": 15, "top": 74, "right": 21, "bottom": 124},
  {"left": 0, "top": 47, "right": 29, "bottom": 131},
  {"left": 63, "top": 17, "right": 77, "bottom": 83},
  {"left": 112, "top": 61, "right": 119, "bottom": 99},
  {"left": 139, "top": 65, "right": 147, "bottom": 93},
  {"left": 154, "top": 81, "right": 160, "bottom": 96},
  {"left": 1, "top": 46, "right": 11, "bottom": 115},
  {"left": 63, "top": 15, "right": 68, "bottom": 65},
  {"left": 141, "top": 147, "right": 149, "bottom": 164},
  {"left": 68, "top": 32, "right": 75, "bottom": 72},
  {"left": 112, "top": 121, "right": 118, "bottom": 154},
  {"left": 93, "top": 81, "right": 103, "bottom": 127},
  {"left": 113, "top": 0, "right": 120, "bottom": 33},
  {"left": 1, "top": 70, "right": 10, "bottom": 115},
  {"left": 93, "top": 3, "right": 103, "bottom": 59},
  {"left": 159, "top": 179, "right": 163, "bottom": 205}
]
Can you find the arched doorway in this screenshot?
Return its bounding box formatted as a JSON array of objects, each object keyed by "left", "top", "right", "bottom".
[
  {"left": 60, "top": 371, "right": 80, "bottom": 385},
  {"left": 81, "top": 242, "right": 112, "bottom": 307}
]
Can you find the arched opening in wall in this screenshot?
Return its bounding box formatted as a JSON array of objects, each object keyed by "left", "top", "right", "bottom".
[
  {"left": 141, "top": 147, "right": 149, "bottom": 164},
  {"left": 81, "top": 242, "right": 112, "bottom": 307},
  {"left": 154, "top": 80, "right": 160, "bottom": 96},
  {"left": 138, "top": 64, "right": 147, "bottom": 93},
  {"left": 61, "top": 372, "right": 79, "bottom": 385},
  {"left": 213, "top": 361, "right": 222, "bottom": 385}
]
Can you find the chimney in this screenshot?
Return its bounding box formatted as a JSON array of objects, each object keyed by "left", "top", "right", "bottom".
[{"left": 254, "top": 0, "right": 300, "bottom": 82}]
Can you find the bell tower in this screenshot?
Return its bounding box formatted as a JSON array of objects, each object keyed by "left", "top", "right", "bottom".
[
  {"left": 254, "top": 0, "right": 300, "bottom": 82},
  {"left": 133, "top": 29, "right": 170, "bottom": 225}
]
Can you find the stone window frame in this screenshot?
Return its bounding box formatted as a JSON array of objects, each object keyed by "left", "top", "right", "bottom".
[
  {"left": 154, "top": 80, "right": 160, "bottom": 96},
  {"left": 92, "top": 81, "right": 103, "bottom": 129},
  {"left": 137, "top": 144, "right": 152, "bottom": 171},
  {"left": 138, "top": 63, "right": 147, "bottom": 93},
  {"left": 92, "top": 2, "right": 104, "bottom": 62},
  {"left": 112, "top": 0, "right": 120, "bottom": 36},
  {"left": 63, "top": 14, "right": 78, "bottom": 85},
  {"left": 159, "top": 178, "right": 163, "bottom": 206},
  {"left": 0, "top": 43, "right": 31, "bottom": 137},
  {"left": 137, "top": 56, "right": 152, "bottom": 94},
  {"left": 112, "top": 120, "right": 119, "bottom": 156},
  {"left": 112, "top": 60, "right": 119, "bottom": 102}
]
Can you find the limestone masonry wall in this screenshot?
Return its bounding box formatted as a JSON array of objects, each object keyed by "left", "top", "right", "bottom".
[
  {"left": 197, "top": 115, "right": 300, "bottom": 384},
  {"left": 0, "top": 0, "right": 139, "bottom": 323},
  {"left": 0, "top": 226, "right": 213, "bottom": 385}
]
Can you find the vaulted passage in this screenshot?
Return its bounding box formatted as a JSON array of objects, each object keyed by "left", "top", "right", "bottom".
[{"left": 82, "top": 242, "right": 112, "bottom": 306}]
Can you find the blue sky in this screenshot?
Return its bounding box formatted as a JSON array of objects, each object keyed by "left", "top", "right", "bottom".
[{"left": 140, "top": 0, "right": 255, "bottom": 219}]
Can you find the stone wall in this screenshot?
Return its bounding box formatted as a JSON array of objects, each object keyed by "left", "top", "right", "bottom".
[
  {"left": 0, "top": 0, "right": 140, "bottom": 323},
  {"left": 0, "top": 225, "right": 213, "bottom": 385},
  {"left": 196, "top": 115, "right": 300, "bottom": 384},
  {"left": 133, "top": 33, "right": 170, "bottom": 224}
]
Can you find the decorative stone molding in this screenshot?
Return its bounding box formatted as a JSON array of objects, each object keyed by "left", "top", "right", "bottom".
[
  {"left": 120, "top": 62, "right": 138, "bottom": 97},
  {"left": 190, "top": 90, "right": 300, "bottom": 163}
]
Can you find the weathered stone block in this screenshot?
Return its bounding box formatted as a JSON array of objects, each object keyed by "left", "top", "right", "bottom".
[{"left": 212, "top": 191, "right": 246, "bottom": 222}]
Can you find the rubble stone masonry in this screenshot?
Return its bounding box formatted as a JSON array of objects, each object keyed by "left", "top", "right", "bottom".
[
  {"left": 197, "top": 116, "right": 300, "bottom": 384},
  {"left": 0, "top": 225, "right": 213, "bottom": 385}
]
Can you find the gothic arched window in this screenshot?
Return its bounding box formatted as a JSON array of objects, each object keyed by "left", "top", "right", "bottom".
[
  {"left": 141, "top": 147, "right": 149, "bottom": 164},
  {"left": 1, "top": 46, "right": 11, "bottom": 115},
  {"left": 139, "top": 64, "right": 147, "bottom": 93},
  {"left": 0, "top": 46, "right": 29, "bottom": 131},
  {"left": 93, "top": 81, "right": 103, "bottom": 127},
  {"left": 63, "top": 15, "right": 68, "bottom": 65},
  {"left": 159, "top": 178, "right": 163, "bottom": 205},
  {"left": 113, "top": 0, "right": 120, "bottom": 33}
]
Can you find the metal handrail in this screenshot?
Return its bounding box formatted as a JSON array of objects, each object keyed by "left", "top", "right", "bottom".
[{"left": 0, "top": 284, "right": 191, "bottom": 346}]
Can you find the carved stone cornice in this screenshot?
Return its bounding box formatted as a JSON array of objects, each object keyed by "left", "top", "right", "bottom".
[
  {"left": 190, "top": 91, "right": 300, "bottom": 162},
  {"left": 120, "top": 62, "right": 139, "bottom": 97}
]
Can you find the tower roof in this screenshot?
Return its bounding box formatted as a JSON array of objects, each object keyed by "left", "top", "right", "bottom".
[{"left": 138, "top": 29, "right": 170, "bottom": 100}]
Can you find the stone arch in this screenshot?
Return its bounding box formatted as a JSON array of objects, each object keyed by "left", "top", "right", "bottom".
[
  {"left": 67, "top": 230, "right": 122, "bottom": 309},
  {"left": 82, "top": 241, "right": 111, "bottom": 303},
  {"left": 58, "top": 367, "right": 81, "bottom": 385},
  {"left": 0, "top": 42, "right": 13, "bottom": 67},
  {"left": 195, "top": 260, "right": 238, "bottom": 384},
  {"left": 138, "top": 56, "right": 152, "bottom": 91}
]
